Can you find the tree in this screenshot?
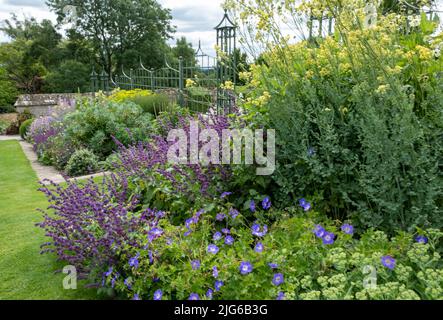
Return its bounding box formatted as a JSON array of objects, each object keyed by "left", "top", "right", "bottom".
[
  {"left": 43, "top": 60, "right": 91, "bottom": 93},
  {"left": 46, "top": 0, "right": 175, "bottom": 75},
  {"left": 172, "top": 37, "right": 196, "bottom": 65},
  {"left": 0, "top": 67, "right": 18, "bottom": 106}
]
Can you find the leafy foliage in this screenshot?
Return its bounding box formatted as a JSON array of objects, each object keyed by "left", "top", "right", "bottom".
[{"left": 65, "top": 149, "right": 100, "bottom": 177}]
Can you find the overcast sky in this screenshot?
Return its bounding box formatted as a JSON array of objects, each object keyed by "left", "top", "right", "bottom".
[
  {"left": 0, "top": 0, "right": 442, "bottom": 56},
  {"left": 0, "top": 0, "right": 224, "bottom": 56}
]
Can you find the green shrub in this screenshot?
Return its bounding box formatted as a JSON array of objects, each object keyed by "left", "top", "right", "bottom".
[
  {"left": 65, "top": 149, "right": 99, "bottom": 177},
  {"left": 0, "top": 105, "right": 16, "bottom": 114},
  {"left": 0, "top": 119, "right": 9, "bottom": 134},
  {"left": 19, "top": 119, "right": 34, "bottom": 140},
  {"left": 63, "top": 98, "right": 154, "bottom": 159},
  {"left": 130, "top": 93, "right": 172, "bottom": 115},
  {"left": 44, "top": 134, "right": 76, "bottom": 171}
]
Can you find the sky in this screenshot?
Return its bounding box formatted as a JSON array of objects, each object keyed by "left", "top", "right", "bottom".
[
  {"left": 0, "top": 0, "right": 442, "bottom": 56},
  {"left": 0, "top": 0, "right": 225, "bottom": 56}
]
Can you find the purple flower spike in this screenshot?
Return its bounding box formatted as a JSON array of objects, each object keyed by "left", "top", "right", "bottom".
[
  {"left": 381, "top": 256, "right": 396, "bottom": 270},
  {"left": 240, "top": 261, "right": 253, "bottom": 275}
]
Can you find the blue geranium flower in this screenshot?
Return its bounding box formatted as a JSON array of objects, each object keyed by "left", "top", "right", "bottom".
[
  {"left": 313, "top": 225, "right": 326, "bottom": 238},
  {"left": 277, "top": 291, "right": 285, "bottom": 300},
  {"left": 272, "top": 273, "right": 284, "bottom": 286},
  {"left": 415, "top": 235, "right": 428, "bottom": 244},
  {"left": 262, "top": 197, "right": 271, "bottom": 210},
  {"left": 250, "top": 200, "right": 256, "bottom": 212},
  {"left": 251, "top": 223, "right": 268, "bottom": 237},
  {"left": 133, "top": 294, "right": 141, "bottom": 300},
  {"left": 191, "top": 260, "right": 201, "bottom": 270},
  {"left": 240, "top": 261, "right": 253, "bottom": 275},
  {"left": 206, "top": 289, "right": 213, "bottom": 299},
  {"left": 222, "top": 228, "right": 231, "bottom": 235},
  {"left": 221, "top": 192, "right": 232, "bottom": 199},
  {"left": 341, "top": 224, "right": 354, "bottom": 235},
  {"left": 255, "top": 242, "right": 264, "bottom": 253},
  {"left": 188, "top": 293, "right": 200, "bottom": 300},
  {"left": 216, "top": 213, "right": 226, "bottom": 221},
  {"left": 322, "top": 232, "right": 335, "bottom": 245},
  {"left": 213, "top": 232, "right": 222, "bottom": 241},
  {"left": 268, "top": 263, "right": 279, "bottom": 269},
  {"left": 207, "top": 244, "right": 220, "bottom": 255},
  {"left": 124, "top": 278, "right": 132, "bottom": 290},
  {"left": 215, "top": 280, "right": 224, "bottom": 292},
  {"left": 104, "top": 267, "right": 113, "bottom": 277},
  {"left": 129, "top": 253, "right": 140, "bottom": 268},
  {"left": 229, "top": 208, "right": 239, "bottom": 219},
  {"left": 225, "top": 236, "right": 234, "bottom": 245},
  {"left": 381, "top": 256, "right": 396, "bottom": 270},
  {"left": 153, "top": 289, "right": 163, "bottom": 301},
  {"left": 212, "top": 266, "right": 219, "bottom": 278}
]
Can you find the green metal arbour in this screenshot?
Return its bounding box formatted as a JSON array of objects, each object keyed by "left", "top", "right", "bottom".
[
  {"left": 91, "top": 10, "right": 238, "bottom": 114},
  {"left": 215, "top": 9, "right": 237, "bottom": 114}
]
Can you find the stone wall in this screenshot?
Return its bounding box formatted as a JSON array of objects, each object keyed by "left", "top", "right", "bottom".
[{"left": 14, "top": 93, "right": 94, "bottom": 117}]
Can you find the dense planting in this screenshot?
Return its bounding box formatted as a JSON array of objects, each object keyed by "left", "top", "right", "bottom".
[{"left": 35, "top": 0, "right": 442, "bottom": 301}]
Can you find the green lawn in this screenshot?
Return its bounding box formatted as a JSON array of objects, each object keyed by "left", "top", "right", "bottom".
[{"left": 0, "top": 141, "right": 97, "bottom": 300}]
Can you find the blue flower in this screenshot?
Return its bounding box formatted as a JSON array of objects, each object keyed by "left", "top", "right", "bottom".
[
  {"left": 313, "top": 225, "right": 326, "bottom": 238},
  {"left": 148, "top": 227, "right": 163, "bottom": 242},
  {"left": 251, "top": 223, "right": 268, "bottom": 237},
  {"left": 322, "top": 232, "right": 335, "bottom": 245},
  {"left": 250, "top": 200, "right": 256, "bottom": 212},
  {"left": 341, "top": 224, "right": 354, "bottom": 235},
  {"left": 277, "top": 291, "right": 285, "bottom": 300},
  {"left": 153, "top": 289, "right": 163, "bottom": 301},
  {"left": 222, "top": 228, "right": 231, "bottom": 235},
  {"left": 191, "top": 260, "right": 201, "bottom": 270},
  {"left": 129, "top": 253, "right": 140, "bottom": 268},
  {"left": 207, "top": 244, "right": 220, "bottom": 255},
  {"left": 262, "top": 197, "right": 272, "bottom": 210},
  {"left": 215, "top": 280, "right": 224, "bottom": 292},
  {"left": 133, "top": 294, "right": 141, "bottom": 300},
  {"left": 230, "top": 208, "right": 239, "bottom": 219},
  {"left": 124, "top": 278, "right": 132, "bottom": 290},
  {"left": 216, "top": 213, "right": 226, "bottom": 221},
  {"left": 221, "top": 192, "right": 232, "bottom": 199},
  {"left": 255, "top": 242, "right": 264, "bottom": 253},
  {"left": 415, "top": 235, "right": 428, "bottom": 244},
  {"left": 212, "top": 266, "right": 219, "bottom": 278},
  {"left": 225, "top": 236, "right": 234, "bottom": 245},
  {"left": 184, "top": 230, "right": 192, "bottom": 237},
  {"left": 299, "top": 198, "right": 312, "bottom": 211},
  {"left": 381, "top": 256, "right": 396, "bottom": 270},
  {"left": 206, "top": 289, "right": 213, "bottom": 299},
  {"left": 104, "top": 267, "right": 113, "bottom": 277},
  {"left": 268, "top": 263, "right": 279, "bottom": 269},
  {"left": 213, "top": 232, "right": 222, "bottom": 241},
  {"left": 188, "top": 293, "right": 200, "bottom": 300},
  {"left": 240, "top": 261, "right": 253, "bottom": 275},
  {"left": 272, "top": 273, "right": 284, "bottom": 286}
]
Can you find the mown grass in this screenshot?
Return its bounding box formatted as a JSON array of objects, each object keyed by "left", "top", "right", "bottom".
[{"left": 0, "top": 141, "right": 98, "bottom": 300}]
